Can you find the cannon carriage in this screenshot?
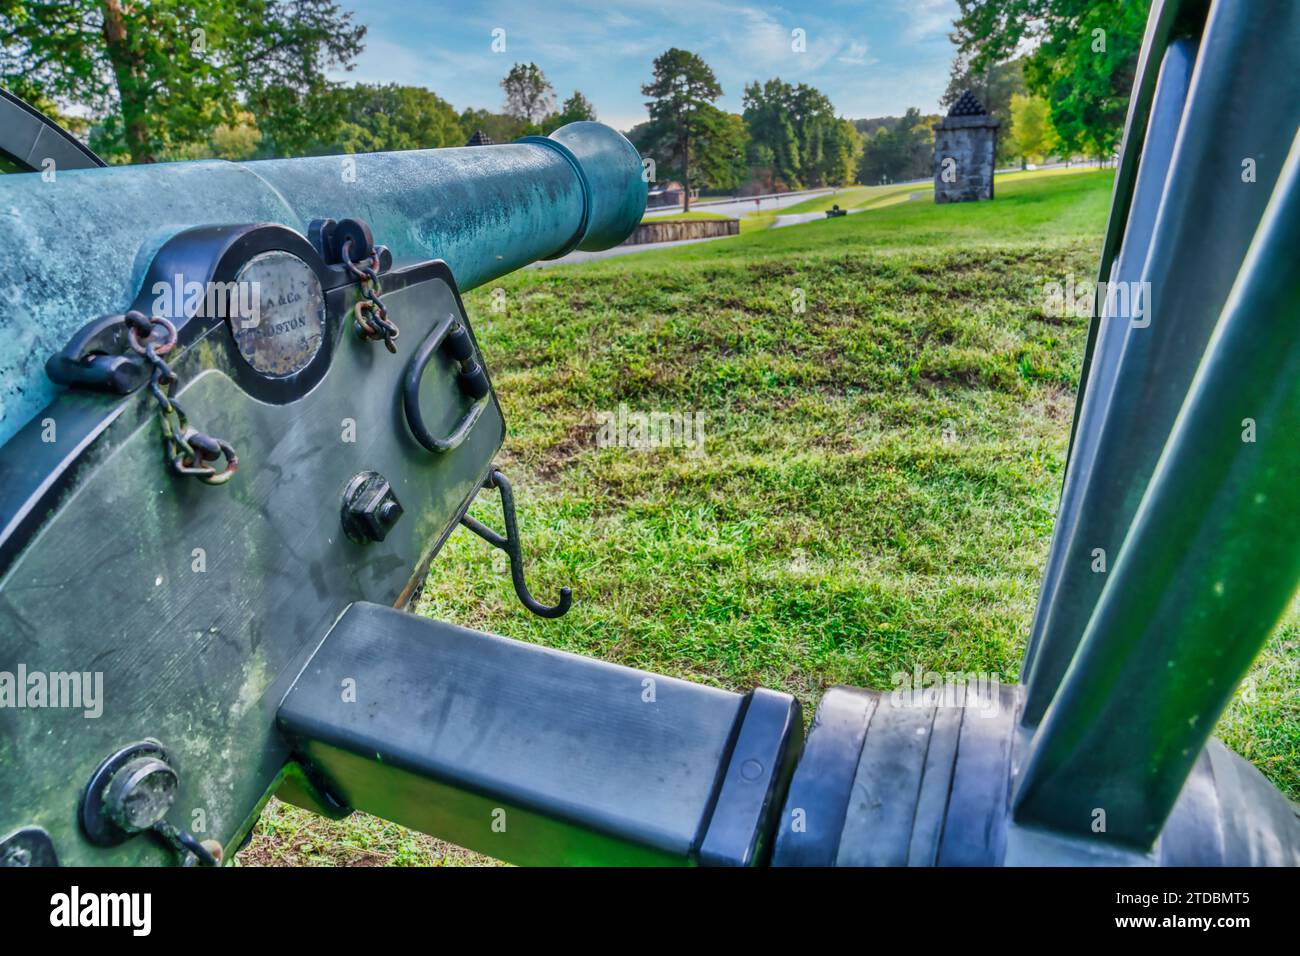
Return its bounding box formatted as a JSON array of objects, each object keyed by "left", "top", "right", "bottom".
[{"left": 1, "top": 0, "right": 1298, "bottom": 869}]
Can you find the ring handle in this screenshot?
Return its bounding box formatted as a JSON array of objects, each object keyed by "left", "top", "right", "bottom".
[{"left": 403, "top": 313, "right": 489, "bottom": 454}]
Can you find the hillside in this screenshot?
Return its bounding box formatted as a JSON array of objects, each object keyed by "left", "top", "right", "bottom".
[{"left": 243, "top": 169, "right": 1296, "bottom": 865}]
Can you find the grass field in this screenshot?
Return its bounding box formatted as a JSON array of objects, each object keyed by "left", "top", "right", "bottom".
[
  {"left": 242, "top": 168, "right": 1297, "bottom": 865},
  {"left": 732, "top": 165, "right": 1106, "bottom": 232},
  {"left": 773, "top": 181, "right": 927, "bottom": 215}
]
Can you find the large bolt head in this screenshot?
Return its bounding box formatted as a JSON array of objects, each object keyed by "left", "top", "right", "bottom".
[
  {"left": 341, "top": 471, "right": 403, "bottom": 543},
  {"left": 105, "top": 756, "right": 179, "bottom": 833}
]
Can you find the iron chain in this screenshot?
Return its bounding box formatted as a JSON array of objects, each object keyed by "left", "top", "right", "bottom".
[
  {"left": 342, "top": 237, "right": 399, "bottom": 353},
  {"left": 124, "top": 310, "right": 238, "bottom": 486}
]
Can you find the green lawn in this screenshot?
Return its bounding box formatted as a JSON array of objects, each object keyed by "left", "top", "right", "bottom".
[
  {"left": 736, "top": 166, "right": 1108, "bottom": 230},
  {"left": 739, "top": 210, "right": 778, "bottom": 233},
  {"left": 244, "top": 168, "right": 1297, "bottom": 865},
  {"left": 773, "top": 181, "right": 926, "bottom": 216}
]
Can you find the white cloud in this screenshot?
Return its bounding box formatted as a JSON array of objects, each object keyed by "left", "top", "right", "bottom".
[
  {"left": 336, "top": 1, "right": 963, "bottom": 126},
  {"left": 837, "top": 40, "right": 872, "bottom": 66},
  {"left": 719, "top": 6, "right": 845, "bottom": 74},
  {"left": 342, "top": 36, "right": 501, "bottom": 89},
  {"left": 901, "top": 0, "right": 958, "bottom": 44}
]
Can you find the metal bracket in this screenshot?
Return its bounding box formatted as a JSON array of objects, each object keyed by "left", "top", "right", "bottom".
[
  {"left": 461, "top": 469, "right": 572, "bottom": 619},
  {"left": 45, "top": 312, "right": 155, "bottom": 394},
  {"left": 306, "top": 217, "right": 395, "bottom": 290},
  {"left": 403, "top": 312, "right": 490, "bottom": 453},
  {"left": 0, "top": 826, "right": 59, "bottom": 867}
]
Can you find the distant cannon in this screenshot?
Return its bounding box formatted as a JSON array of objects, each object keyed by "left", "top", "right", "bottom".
[{"left": 1, "top": 0, "right": 1298, "bottom": 868}]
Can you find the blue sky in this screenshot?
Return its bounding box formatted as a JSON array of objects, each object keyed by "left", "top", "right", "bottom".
[{"left": 335, "top": 0, "right": 961, "bottom": 131}]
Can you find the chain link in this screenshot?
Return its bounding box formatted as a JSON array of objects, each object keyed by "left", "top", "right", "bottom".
[
  {"left": 124, "top": 310, "right": 238, "bottom": 486},
  {"left": 342, "top": 238, "right": 399, "bottom": 353}
]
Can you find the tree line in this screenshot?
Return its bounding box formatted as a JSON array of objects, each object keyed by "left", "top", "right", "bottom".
[
  {"left": 589, "top": 0, "right": 1148, "bottom": 206},
  {"left": 0, "top": 1, "right": 594, "bottom": 163},
  {"left": 946, "top": 0, "right": 1149, "bottom": 163},
  {"left": 630, "top": 49, "right": 860, "bottom": 208},
  {"left": 1, "top": 0, "right": 1149, "bottom": 181},
  {"left": 856, "top": 1, "right": 1151, "bottom": 184}
]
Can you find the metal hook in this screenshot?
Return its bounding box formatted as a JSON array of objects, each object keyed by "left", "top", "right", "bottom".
[{"left": 460, "top": 469, "right": 572, "bottom": 619}]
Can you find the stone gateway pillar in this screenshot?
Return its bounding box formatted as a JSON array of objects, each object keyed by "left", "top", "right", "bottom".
[{"left": 933, "top": 91, "right": 1000, "bottom": 203}]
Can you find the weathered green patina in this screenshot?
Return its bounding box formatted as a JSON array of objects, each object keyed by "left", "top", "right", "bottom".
[{"left": 0, "top": 122, "right": 644, "bottom": 447}]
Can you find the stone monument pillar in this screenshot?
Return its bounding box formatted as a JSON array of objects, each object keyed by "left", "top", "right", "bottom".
[{"left": 933, "top": 91, "right": 1000, "bottom": 203}]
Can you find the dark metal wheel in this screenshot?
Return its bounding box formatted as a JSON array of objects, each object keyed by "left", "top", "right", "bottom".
[{"left": 0, "top": 86, "right": 105, "bottom": 173}]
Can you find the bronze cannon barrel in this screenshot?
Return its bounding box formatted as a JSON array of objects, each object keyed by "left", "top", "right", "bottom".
[{"left": 0, "top": 121, "right": 646, "bottom": 446}]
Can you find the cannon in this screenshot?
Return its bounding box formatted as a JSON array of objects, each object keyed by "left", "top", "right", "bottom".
[{"left": 1, "top": 0, "right": 1298, "bottom": 869}]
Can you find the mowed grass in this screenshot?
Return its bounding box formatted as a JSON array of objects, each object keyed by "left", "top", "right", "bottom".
[
  {"left": 738, "top": 166, "right": 1102, "bottom": 226},
  {"left": 774, "top": 181, "right": 927, "bottom": 215},
  {"left": 245, "top": 168, "right": 1297, "bottom": 865}
]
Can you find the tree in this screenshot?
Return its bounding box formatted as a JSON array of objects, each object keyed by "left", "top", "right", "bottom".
[
  {"left": 541, "top": 90, "right": 597, "bottom": 134},
  {"left": 857, "top": 108, "right": 936, "bottom": 185},
  {"left": 821, "top": 118, "right": 862, "bottom": 187},
  {"left": 1008, "top": 93, "right": 1058, "bottom": 167},
  {"left": 170, "top": 110, "right": 262, "bottom": 161},
  {"left": 743, "top": 79, "right": 802, "bottom": 188},
  {"left": 788, "top": 83, "right": 839, "bottom": 185},
  {"left": 640, "top": 48, "right": 723, "bottom": 211},
  {"left": 231, "top": 2, "right": 368, "bottom": 159},
  {"left": 0, "top": 0, "right": 365, "bottom": 164},
  {"left": 694, "top": 109, "right": 749, "bottom": 193},
  {"left": 632, "top": 102, "right": 745, "bottom": 197},
  {"left": 501, "top": 62, "right": 555, "bottom": 125},
  {"left": 458, "top": 108, "right": 532, "bottom": 144},
  {"left": 558, "top": 91, "right": 596, "bottom": 123},
  {"left": 209, "top": 114, "right": 262, "bottom": 160},
  {"left": 744, "top": 141, "right": 781, "bottom": 193},
  {"left": 950, "top": 0, "right": 1150, "bottom": 160},
  {"left": 331, "top": 83, "right": 463, "bottom": 154},
  {"left": 743, "top": 79, "right": 858, "bottom": 189},
  {"left": 941, "top": 56, "right": 1027, "bottom": 164}
]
